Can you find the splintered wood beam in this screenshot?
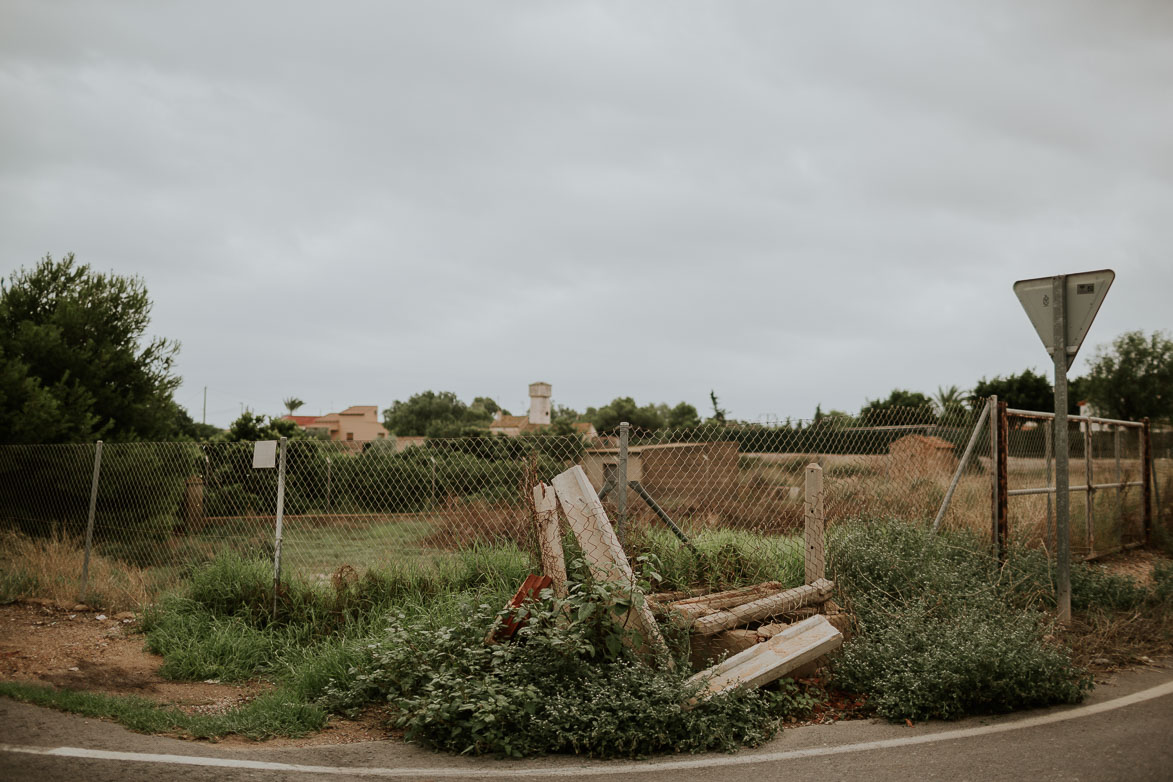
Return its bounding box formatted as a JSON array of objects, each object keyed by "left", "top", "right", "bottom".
[
  {"left": 486, "top": 574, "right": 553, "bottom": 644},
  {"left": 683, "top": 615, "right": 842, "bottom": 708},
  {"left": 689, "top": 579, "right": 834, "bottom": 636},
  {"left": 551, "top": 465, "right": 668, "bottom": 660},
  {"left": 668, "top": 581, "right": 785, "bottom": 622},
  {"left": 532, "top": 482, "right": 568, "bottom": 598}
]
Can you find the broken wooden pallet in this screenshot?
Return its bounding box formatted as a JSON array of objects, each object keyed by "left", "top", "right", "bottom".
[
  {"left": 668, "top": 581, "right": 784, "bottom": 622},
  {"left": 683, "top": 614, "right": 843, "bottom": 708}
]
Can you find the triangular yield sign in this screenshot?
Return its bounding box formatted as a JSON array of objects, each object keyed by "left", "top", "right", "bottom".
[{"left": 1013, "top": 270, "right": 1114, "bottom": 369}]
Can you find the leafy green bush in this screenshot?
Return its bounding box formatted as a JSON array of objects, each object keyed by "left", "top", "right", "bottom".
[
  {"left": 321, "top": 576, "right": 815, "bottom": 757},
  {"left": 829, "top": 521, "right": 1092, "bottom": 721},
  {"left": 1153, "top": 561, "right": 1173, "bottom": 605}
]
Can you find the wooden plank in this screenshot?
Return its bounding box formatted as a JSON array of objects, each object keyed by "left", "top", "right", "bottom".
[
  {"left": 669, "top": 581, "right": 784, "bottom": 621},
  {"left": 532, "top": 482, "right": 568, "bottom": 598},
  {"left": 689, "top": 629, "right": 760, "bottom": 670},
  {"left": 683, "top": 615, "right": 842, "bottom": 708},
  {"left": 804, "top": 464, "right": 825, "bottom": 583},
  {"left": 551, "top": 465, "right": 668, "bottom": 659},
  {"left": 689, "top": 578, "right": 834, "bottom": 636}
]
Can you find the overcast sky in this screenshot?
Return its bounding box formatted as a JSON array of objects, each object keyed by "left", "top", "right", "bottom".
[{"left": 2, "top": 1, "right": 1171, "bottom": 427}]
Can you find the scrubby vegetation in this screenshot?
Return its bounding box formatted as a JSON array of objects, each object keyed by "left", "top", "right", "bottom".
[
  {"left": 319, "top": 573, "right": 817, "bottom": 757},
  {"left": 828, "top": 521, "right": 1171, "bottom": 722},
  {"left": 3, "top": 520, "right": 1169, "bottom": 752}
]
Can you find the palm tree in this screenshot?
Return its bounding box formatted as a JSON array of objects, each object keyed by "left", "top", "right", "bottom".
[
  {"left": 283, "top": 397, "right": 305, "bottom": 416},
  {"left": 934, "top": 385, "right": 967, "bottom": 422}
]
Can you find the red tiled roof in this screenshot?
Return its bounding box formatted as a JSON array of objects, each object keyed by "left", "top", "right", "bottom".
[{"left": 282, "top": 415, "right": 321, "bottom": 427}]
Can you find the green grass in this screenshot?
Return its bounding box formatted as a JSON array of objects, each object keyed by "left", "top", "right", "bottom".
[
  {"left": 279, "top": 517, "right": 439, "bottom": 577},
  {"left": 0, "top": 681, "right": 328, "bottom": 740},
  {"left": 627, "top": 528, "right": 805, "bottom": 591}
]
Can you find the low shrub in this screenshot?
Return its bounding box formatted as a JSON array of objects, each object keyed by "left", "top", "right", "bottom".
[
  {"left": 829, "top": 521, "right": 1092, "bottom": 721},
  {"left": 320, "top": 573, "right": 817, "bottom": 757}
]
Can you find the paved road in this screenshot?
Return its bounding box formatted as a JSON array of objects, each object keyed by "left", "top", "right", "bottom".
[{"left": 3, "top": 665, "right": 1171, "bottom": 781}]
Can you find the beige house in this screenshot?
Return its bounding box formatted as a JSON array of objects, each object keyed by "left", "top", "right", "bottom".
[
  {"left": 283, "top": 405, "right": 390, "bottom": 444},
  {"left": 489, "top": 382, "right": 598, "bottom": 439}
]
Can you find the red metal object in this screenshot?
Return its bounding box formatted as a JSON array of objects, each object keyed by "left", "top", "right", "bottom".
[{"left": 490, "top": 574, "right": 553, "bottom": 642}]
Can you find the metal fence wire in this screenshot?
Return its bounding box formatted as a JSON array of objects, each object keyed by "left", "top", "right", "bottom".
[{"left": 0, "top": 403, "right": 1166, "bottom": 600}]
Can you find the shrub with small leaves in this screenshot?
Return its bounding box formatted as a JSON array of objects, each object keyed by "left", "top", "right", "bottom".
[
  {"left": 320, "top": 574, "right": 815, "bottom": 757},
  {"left": 829, "top": 521, "right": 1092, "bottom": 721}
]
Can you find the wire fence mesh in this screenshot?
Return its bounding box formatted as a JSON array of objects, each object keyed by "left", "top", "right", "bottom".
[{"left": 1, "top": 403, "right": 1165, "bottom": 606}]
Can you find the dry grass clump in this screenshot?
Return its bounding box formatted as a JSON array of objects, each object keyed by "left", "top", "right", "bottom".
[
  {"left": 0, "top": 529, "right": 154, "bottom": 611},
  {"left": 1062, "top": 608, "right": 1173, "bottom": 670}
]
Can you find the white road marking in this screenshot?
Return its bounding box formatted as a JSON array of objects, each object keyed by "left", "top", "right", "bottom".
[{"left": 2, "top": 679, "right": 1171, "bottom": 777}]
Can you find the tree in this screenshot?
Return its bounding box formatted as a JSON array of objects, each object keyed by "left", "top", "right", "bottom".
[
  {"left": 223, "top": 412, "right": 304, "bottom": 442},
  {"left": 933, "top": 385, "right": 969, "bottom": 422},
  {"left": 470, "top": 396, "right": 504, "bottom": 418},
  {"left": 587, "top": 397, "right": 666, "bottom": 432},
  {"left": 1084, "top": 330, "right": 1173, "bottom": 421},
  {"left": 0, "top": 254, "right": 184, "bottom": 444},
  {"left": 969, "top": 370, "right": 1053, "bottom": 413},
  {"left": 859, "top": 389, "right": 936, "bottom": 426},
  {"left": 283, "top": 397, "right": 305, "bottom": 416},
  {"left": 382, "top": 391, "right": 494, "bottom": 437},
  {"left": 666, "top": 401, "right": 701, "bottom": 429},
  {"left": 708, "top": 390, "right": 727, "bottom": 424}
]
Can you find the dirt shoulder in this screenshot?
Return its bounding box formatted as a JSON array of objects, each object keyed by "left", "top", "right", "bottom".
[{"left": 0, "top": 600, "right": 388, "bottom": 747}]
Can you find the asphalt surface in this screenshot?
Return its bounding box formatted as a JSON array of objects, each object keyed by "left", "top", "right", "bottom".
[{"left": 2, "top": 664, "right": 1171, "bottom": 781}]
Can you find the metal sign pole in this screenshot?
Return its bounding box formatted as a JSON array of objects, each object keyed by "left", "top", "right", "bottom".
[{"left": 1052, "top": 276, "right": 1071, "bottom": 624}]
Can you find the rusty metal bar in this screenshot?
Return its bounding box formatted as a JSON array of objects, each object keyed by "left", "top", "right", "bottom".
[
  {"left": 1143, "top": 418, "right": 1153, "bottom": 543},
  {"left": 996, "top": 400, "right": 1009, "bottom": 559},
  {"left": 1008, "top": 481, "right": 1143, "bottom": 496}
]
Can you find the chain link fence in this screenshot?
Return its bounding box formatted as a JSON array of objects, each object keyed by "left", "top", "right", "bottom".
[{"left": 1, "top": 404, "right": 1164, "bottom": 606}]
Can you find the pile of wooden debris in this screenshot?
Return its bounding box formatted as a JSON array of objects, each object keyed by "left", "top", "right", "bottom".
[{"left": 496, "top": 464, "right": 846, "bottom": 707}]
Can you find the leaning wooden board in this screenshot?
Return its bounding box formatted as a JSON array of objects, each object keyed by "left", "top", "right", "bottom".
[
  {"left": 683, "top": 615, "right": 842, "bottom": 708},
  {"left": 532, "top": 482, "right": 568, "bottom": 598},
  {"left": 550, "top": 466, "right": 668, "bottom": 659}
]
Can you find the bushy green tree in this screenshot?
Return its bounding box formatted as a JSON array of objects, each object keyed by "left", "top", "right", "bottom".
[
  {"left": 970, "top": 369, "right": 1085, "bottom": 415},
  {"left": 587, "top": 397, "right": 666, "bottom": 432},
  {"left": 223, "top": 412, "right": 305, "bottom": 442},
  {"left": 666, "top": 401, "right": 701, "bottom": 429},
  {"left": 859, "top": 389, "right": 936, "bottom": 426},
  {"left": 1084, "top": 330, "right": 1173, "bottom": 421},
  {"left": 382, "top": 391, "right": 495, "bottom": 437},
  {"left": 970, "top": 370, "right": 1053, "bottom": 413},
  {"left": 0, "top": 254, "right": 185, "bottom": 443}
]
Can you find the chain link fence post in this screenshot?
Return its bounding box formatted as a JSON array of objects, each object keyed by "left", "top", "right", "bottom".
[
  {"left": 616, "top": 421, "right": 629, "bottom": 542},
  {"left": 272, "top": 436, "right": 288, "bottom": 619},
  {"left": 80, "top": 440, "right": 103, "bottom": 603}
]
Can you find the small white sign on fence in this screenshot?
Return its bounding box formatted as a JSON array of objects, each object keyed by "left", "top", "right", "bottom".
[{"left": 253, "top": 440, "right": 277, "bottom": 469}]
